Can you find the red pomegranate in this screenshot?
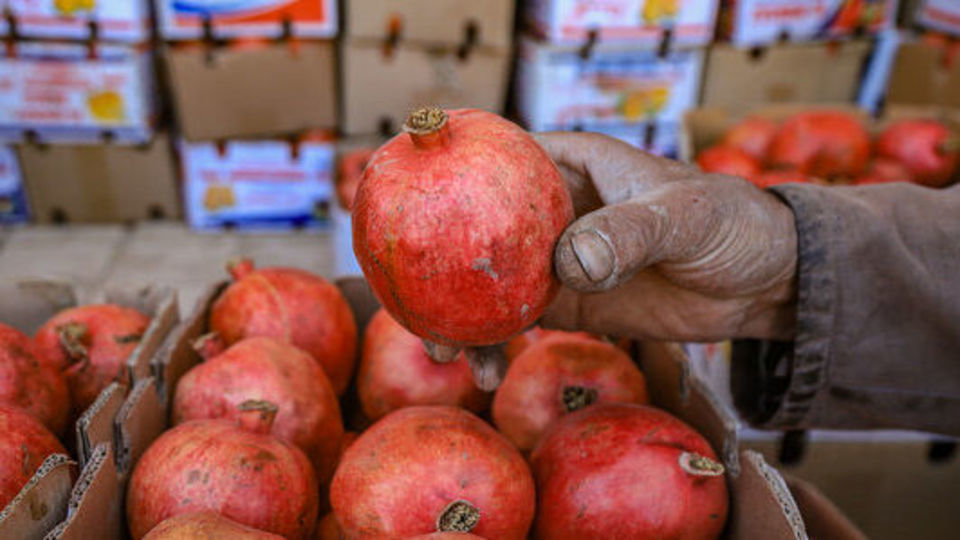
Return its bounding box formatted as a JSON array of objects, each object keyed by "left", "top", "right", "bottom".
[
  {"left": 331, "top": 406, "right": 535, "bottom": 539},
  {"left": 337, "top": 148, "right": 374, "bottom": 211},
  {"left": 750, "top": 169, "right": 812, "bottom": 189},
  {"left": 0, "top": 404, "right": 67, "bottom": 509},
  {"left": 696, "top": 145, "right": 761, "bottom": 179},
  {"left": 531, "top": 403, "right": 728, "bottom": 539},
  {"left": 314, "top": 513, "right": 340, "bottom": 540},
  {"left": 172, "top": 336, "right": 344, "bottom": 483},
  {"left": 143, "top": 512, "right": 284, "bottom": 539},
  {"left": 854, "top": 159, "right": 914, "bottom": 185},
  {"left": 358, "top": 309, "right": 491, "bottom": 421},
  {"left": 407, "top": 534, "right": 486, "bottom": 539},
  {"left": 127, "top": 400, "right": 319, "bottom": 539},
  {"left": 768, "top": 111, "right": 870, "bottom": 178},
  {"left": 34, "top": 304, "right": 150, "bottom": 414},
  {"left": 0, "top": 323, "right": 70, "bottom": 436},
  {"left": 875, "top": 120, "right": 959, "bottom": 187},
  {"left": 209, "top": 259, "right": 358, "bottom": 395},
  {"left": 721, "top": 116, "right": 778, "bottom": 161},
  {"left": 493, "top": 334, "right": 648, "bottom": 453},
  {"left": 353, "top": 108, "right": 574, "bottom": 348},
  {"left": 504, "top": 327, "right": 596, "bottom": 361}
]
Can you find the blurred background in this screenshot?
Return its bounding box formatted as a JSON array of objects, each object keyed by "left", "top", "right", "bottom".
[{"left": 0, "top": 1, "right": 957, "bottom": 538}]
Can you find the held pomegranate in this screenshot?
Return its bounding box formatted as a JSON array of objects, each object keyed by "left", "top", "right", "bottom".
[
  {"left": 696, "top": 145, "right": 762, "bottom": 179},
  {"left": 531, "top": 403, "right": 728, "bottom": 539},
  {"left": 172, "top": 336, "right": 344, "bottom": 483},
  {"left": 767, "top": 111, "right": 870, "bottom": 178},
  {"left": 331, "top": 406, "right": 535, "bottom": 539},
  {"left": 0, "top": 404, "right": 67, "bottom": 509},
  {"left": 33, "top": 304, "right": 150, "bottom": 414},
  {"left": 721, "top": 116, "right": 778, "bottom": 161},
  {"left": 353, "top": 108, "right": 574, "bottom": 348},
  {"left": 127, "top": 400, "right": 319, "bottom": 540},
  {"left": 358, "top": 309, "right": 491, "bottom": 421},
  {"left": 209, "top": 259, "right": 358, "bottom": 395},
  {"left": 143, "top": 512, "right": 284, "bottom": 539},
  {"left": 493, "top": 334, "right": 648, "bottom": 453},
  {"left": 875, "top": 119, "right": 959, "bottom": 187},
  {"left": 0, "top": 323, "right": 70, "bottom": 436}
]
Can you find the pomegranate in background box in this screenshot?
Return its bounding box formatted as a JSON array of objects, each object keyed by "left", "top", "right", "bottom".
[
  {"left": 532, "top": 403, "right": 728, "bottom": 539},
  {"left": 750, "top": 169, "right": 812, "bottom": 189},
  {"left": 504, "top": 327, "right": 597, "bottom": 361},
  {"left": 337, "top": 148, "right": 374, "bottom": 211},
  {"left": 0, "top": 323, "right": 70, "bottom": 436},
  {"left": 34, "top": 304, "right": 150, "bottom": 414},
  {"left": 209, "top": 259, "right": 358, "bottom": 395},
  {"left": 143, "top": 512, "right": 283, "bottom": 539},
  {"left": 331, "top": 406, "right": 535, "bottom": 539},
  {"left": 875, "top": 120, "right": 959, "bottom": 187},
  {"left": 768, "top": 111, "right": 870, "bottom": 178},
  {"left": 854, "top": 158, "right": 914, "bottom": 185},
  {"left": 353, "top": 108, "right": 574, "bottom": 349},
  {"left": 358, "top": 309, "right": 490, "bottom": 421},
  {"left": 721, "top": 116, "right": 778, "bottom": 161},
  {"left": 0, "top": 405, "right": 67, "bottom": 509},
  {"left": 696, "top": 145, "right": 761, "bottom": 179}
]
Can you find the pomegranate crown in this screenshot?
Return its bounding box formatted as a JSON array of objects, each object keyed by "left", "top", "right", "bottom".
[{"left": 404, "top": 107, "right": 448, "bottom": 135}]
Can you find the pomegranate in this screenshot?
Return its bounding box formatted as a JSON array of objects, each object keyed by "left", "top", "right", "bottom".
[
  {"left": 504, "top": 327, "right": 596, "bottom": 361},
  {"left": 337, "top": 148, "right": 374, "bottom": 211},
  {"left": 531, "top": 403, "right": 728, "bottom": 539},
  {"left": 854, "top": 159, "right": 914, "bottom": 185},
  {"left": 209, "top": 259, "right": 358, "bottom": 395},
  {"left": 0, "top": 323, "right": 70, "bottom": 435},
  {"left": 358, "top": 309, "right": 491, "bottom": 421},
  {"left": 721, "top": 116, "right": 778, "bottom": 161},
  {"left": 33, "top": 304, "right": 150, "bottom": 414},
  {"left": 696, "top": 145, "right": 761, "bottom": 179},
  {"left": 314, "top": 513, "right": 340, "bottom": 540},
  {"left": 331, "top": 406, "right": 535, "bottom": 539},
  {"left": 172, "top": 336, "right": 344, "bottom": 483},
  {"left": 353, "top": 108, "right": 574, "bottom": 348},
  {"left": 127, "top": 400, "right": 319, "bottom": 539},
  {"left": 143, "top": 512, "right": 284, "bottom": 539},
  {"left": 0, "top": 404, "right": 67, "bottom": 509},
  {"left": 407, "top": 534, "right": 485, "bottom": 539},
  {"left": 493, "top": 334, "right": 648, "bottom": 453},
  {"left": 768, "top": 111, "right": 870, "bottom": 178},
  {"left": 875, "top": 120, "right": 959, "bottom": 187},
  {"left": 750, "top": 169, "right": 812, "bottom": 189}
]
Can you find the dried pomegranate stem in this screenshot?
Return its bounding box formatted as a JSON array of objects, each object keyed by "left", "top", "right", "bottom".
[
  {"left": 237, "top": 400, "right": 279, "bottom": 435},
  {"left": 562, "top": 386, "right": 599, "bottom": 412},
  {"left": 404, "top": 107, "right": 450, "bottom": 150},
  {"left": 227, "top": 258, "right": 255, "bottom": 281},
  {"left": 192, "top": 332, "right": 226, "bottom": 360},
  {"left": 436, "top": 499, "right": 481, "bottom": 533},
  {"left": 678, "top": 452, "right": 725, "bottom": 478},
  {"left": 57, "top": 322, "right": 89, "bottom": 363}
]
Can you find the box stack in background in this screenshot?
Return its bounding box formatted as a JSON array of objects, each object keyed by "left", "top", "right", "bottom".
[{"left": 157, "top": 0, "right": 339, "bottom": 230}]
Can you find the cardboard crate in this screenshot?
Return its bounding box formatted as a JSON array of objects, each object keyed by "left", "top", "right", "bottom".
[
  {"left": 346, "top": 0, "right": 515, "bottom": 49},
  {"left": 341, "top": 39, "right": 511, "bottom": 136},
  {"left": 886, "top": 40, "right": 960, "bottom": 116},
  {"left": 3, "top": 0, "right": 151, "bottom": 43},
  {"left": 17, "top": 133, "right": 181, "bottom": 224},
  {"left": 0, "top": 281, "right": 178, "bottom": 539},
  {"left": 165, "top": 40, "right": 338, "bottom": 141},
  {"left": 0, "top": 146, "right": 28, "bottom": 224},
  {"left": 157, "top": 0, "right": 338, "bottom": 40},
  {"left": 915, "top": 0, "right": 960, "bottom": 37},
  {"left": 720, "top": 0, "right": 899, "bottom": 46}
]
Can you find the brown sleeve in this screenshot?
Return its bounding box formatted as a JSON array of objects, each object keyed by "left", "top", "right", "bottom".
[{"left": 731, "top": 182, "right": 960, "bottom": 436}]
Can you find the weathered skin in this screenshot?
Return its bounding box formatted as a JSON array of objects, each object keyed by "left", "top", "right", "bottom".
[
  {"left": 0, "top": 323, "right": 70, "bottom": 435},
  {"left": 358, "top": 309, "right": 490, "bottom": 421},
  {"left": 696, "top": 145, "right": 761, "bottom": 179},
  {"left": 768, "top": 111, "right": 870, "bottom": 178},
  {"left": 353, "top": 108, "right": 574, "bottom": 347},
  {"left": 331, "top": 406, "right": 535, "bottom": 540},
  {"left": 209, "top": 259, "right": 358, "bottom": 396},
  {"left": 172, "top": 337, "right": 344, "bottom": 483},
  {"left": 143, "top": 512, "right": 284, "bottom": 539},
  {"left": 492, "top": 334, "right": 648, "bottom": 453},
  {"left": 531, "top": 403, "right": 728, "bottom": 539},
  {"left": 33, "top": 304, "right": 150, "bottom": 414},
  {"left": 875, "top": 120, "right": 958, "bottom": 186},
  {"left": 127, "top": 413, "right": 319, "bottom": 540},
  {"left": 721, "top": 116, "right": 778, "bottom": 161},
  {"left": 0, "top": 405, "right": 67, "bottom": 509}
]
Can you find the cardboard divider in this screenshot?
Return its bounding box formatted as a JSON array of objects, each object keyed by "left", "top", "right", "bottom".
[
  {"left": 44, "top": 443, "right": 122, "bottom": 540},
  {"left": 74, "top": 383, "right": 124, "bottom": 468},
  {"left": 101, "top": 287, "right": 179, "bottom": 386},
  {"left": 114, "top": 378, "right": 166, "bottom": 479},
  {"left": 0, "top": 454, "right": 77, "bottom": 540}
]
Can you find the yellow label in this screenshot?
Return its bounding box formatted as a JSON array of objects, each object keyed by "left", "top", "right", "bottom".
[
  {"left": 87, "top": 90, "right": 125, "bottom": 122},
  {"left": 203, "top": 185, "right": 237, "bottom": 211},
  {"left": 620, "top": 86, "right": 671, "bottom": 120},
  {"left": 54, "top": 0, "right": 96, "bottom": 16},
  {"left": 642, "top": 0, "right": 680, "bottom": 24}
]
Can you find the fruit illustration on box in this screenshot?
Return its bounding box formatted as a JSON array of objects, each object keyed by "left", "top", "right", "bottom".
[
  {"left": 87, "top": 90, "right": 125, "bottom": 122},
  {"left": 203, "top": 185, "right": 236, "bottom": 210},
  {"left": 824, "top": 0, "right": 886, "bottom": 35},
  {"left": 54, "top": 0, "right": 96, "bottom": 16},
  {"left": 642, "top": 0, "right": 679, "bottom": 24},
  {"left": 618, "top": 86, "right": 671, "bottom": 120}
]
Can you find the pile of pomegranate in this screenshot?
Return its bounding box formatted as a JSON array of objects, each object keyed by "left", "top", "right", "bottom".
[{"left": 697, "top": 110, "right": 959, "bottom": 188}]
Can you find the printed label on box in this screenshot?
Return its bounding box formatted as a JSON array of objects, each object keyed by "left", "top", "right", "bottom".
[
  {"left": 527, "top": 0, "right": 720, "bottom": 47},
  {"left": 726, "top": 0, "right": 899, "bottom": 46},
  {"left": 4, "top": 0, "right": 151, "bottom": 42},
  {"left": 517, "top": 38, "right": 703, "bottom": 131},
  {"left": 590, "top": 122, "right": 680, "bottom": 158},
  {"left": 0, "top": 146, "right": 29, "bottom": 224},
  {"left": 0, "top": 42, "right": 154, "bottom": 145},
  {"left": 917, "top": 0, "right": 960, "bottom": 37},
  {"left": 183, "top": 138, "right": 334, "bottom": 230},
  {"left": 158, "top": 0, "right": 338, "bottom": 39}
]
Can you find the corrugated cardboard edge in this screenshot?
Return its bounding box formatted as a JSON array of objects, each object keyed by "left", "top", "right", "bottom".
[
  {"left": 44, "top": 443, "right": 121, "bottom": 540},
  {"left": 784, "top": 474, "right": 868, "bottom": 540},
  {"left": 74, "top": 383, "right": 124, "bottom": 468},
  {"left": 729, "top": 451, "right": 807, "bottom": 540},
  {"left": 0, "top": 454, "right": 77, "bottom": 540},
  {"left": 114, "top": 377, "right": 165, "bottom": 479}
]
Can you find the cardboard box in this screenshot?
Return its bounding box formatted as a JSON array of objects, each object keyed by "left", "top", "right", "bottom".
[
  {"left": 346, "top": 0, "right": 515, "bottom": 49},
  {"left": 857, "top": 29, "right": 903, "bottom": 114},
  {"left": 700, "top": 40, "right": 873, "bottom": 117},
  {"left": 886, "top": 40, "right": 960, "bottom": 114},
  {"left": 721, "top": 0, "right": 899, "bottom": 46},
  {"left": 157, "top": 0, "right": 337, "bottom": 40},
  {"left": 166, "top": 41, "right": 338, "bottom": 141},
  {"left": 516, "top": 36, "right": 704, "bottom": 132},
  {"left": 181, "top": 134, "right": 334, "bottom": 230},
  {"left": 589, "top": 121, "right": 682, "bottom": 158},
  {"left": 0, "top": 145, "right": 28, "bottom": 224},
  {"left": 4, "top": 0, "right": 151, "bottom": 43},
  {"left": 916, "top": 0, "right": 960, "bottom": 37},
  {"left": 17, "top": 133, "right": 181, "bottom": 224},
  {"left": 341, "top": 39, "right": 511, "bottom": 136},
  {"left": 526, "top": 0, "right": 720, "bottom": 48},
  {"left": 0, "top": 280, "right": 178, "bottom": 540},
  {"left": 0, "top": 42, "right": 155, "bottom": 145}
]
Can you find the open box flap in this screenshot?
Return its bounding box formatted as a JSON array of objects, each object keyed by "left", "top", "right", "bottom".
[
  {"left": 0, "top": 281, "right": 76, "bottom": 333},
  {"left": 785, "top": 474, "right": 867, "bottom": 540},
  {"left": 0, "top": 454, "right": 76, "bottom": 540},
  {"left": 44, "top": 443, "right": 121, "bottom": 540},
  {"left": 728, "top": 450, "right": 807, "bottom": 539}
]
